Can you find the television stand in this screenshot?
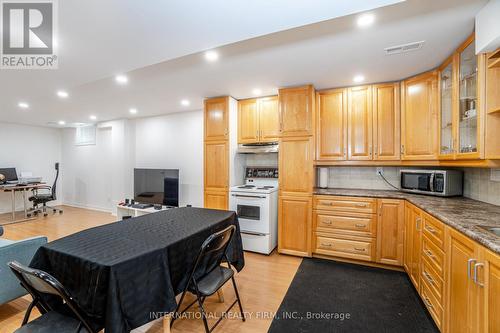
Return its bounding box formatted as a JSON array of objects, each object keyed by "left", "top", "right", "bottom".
[{"left": 116, "top": 203, "right": 172, "bottom": 220}]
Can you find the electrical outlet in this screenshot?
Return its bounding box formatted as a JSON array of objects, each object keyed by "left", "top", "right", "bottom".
[
  {"left": 491, "top": 169, "right": 500, "bottom": 182},
  {"left": 376, "top": 167, "right": 384, "bottom": 176}
]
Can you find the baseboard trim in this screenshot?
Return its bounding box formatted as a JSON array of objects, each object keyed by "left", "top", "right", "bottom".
[{"left": 62, "top": 202, "right": 112, "bottom": 213}]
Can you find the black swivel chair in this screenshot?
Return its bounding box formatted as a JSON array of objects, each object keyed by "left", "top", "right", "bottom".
[
  {"left": 8, "top": 261, "right": 101, "bottom": 333},
  {"left": 171, "top": 225, "right": 245, "bottom": 333},
  {"left": 28, "top": 163, "right": 63, "bottom": 217}
]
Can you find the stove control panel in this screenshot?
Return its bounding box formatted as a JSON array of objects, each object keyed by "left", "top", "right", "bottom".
[{"left": 246, "top": 167, "right": 278, "bottom": 179}]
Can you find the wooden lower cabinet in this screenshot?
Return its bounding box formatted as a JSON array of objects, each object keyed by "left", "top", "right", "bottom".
[
  {"left": 204, "top": 190, "right": 228, "bottom": 210},
  {"left": 278, "top": 194, "right": 312, "bottom": 257},
  {"left": 483, "top": 248, "right": 500, "bottom": 332},
  {"left": 445, "top": 227, "right": 482, "bottom": 333},
  {"left": 376, "top": 199, "right": 404, "bottom": 266},
  {"left": 404, "top": 202, "right": 423, "bottom": 289}
]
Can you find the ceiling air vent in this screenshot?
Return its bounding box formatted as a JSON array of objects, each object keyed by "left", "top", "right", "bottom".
[{"left": 384, "top": 41, "right": 425, "bottom": 55}]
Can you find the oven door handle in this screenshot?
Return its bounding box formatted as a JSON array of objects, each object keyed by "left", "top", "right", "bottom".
[
  {"left": 240, "top": 231, "right": 267, "bottom": 236},
  {"left": 231, "top": 194, "right": 266, "bottom": 199}
]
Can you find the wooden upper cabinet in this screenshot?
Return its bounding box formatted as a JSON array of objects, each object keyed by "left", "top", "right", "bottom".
[
  {"left": 279, "top": 85, "right": 315, "bottom": 137},
  {"left": 259, "top": 96, "right": 280, "bottom": 142},
  {"left": 376, "top": 199, "right": 404, "bottom": 266},
  {"left": 401, "top": 71, "right": 439, "bottom": 160},
  {"left": 373, "top": 83, "right": 401, "bottom": 160},
  {"left": 237, "top": 96, "right": 279, "bottom": 144},
  {"left": 238, "top": 99, "right": 259, "bottom": 143},
  {"left": 279, "top": 136, "right": 314, "bottom": 194},
  {"left": 204, "top": 141, "right": 228, "bottom": 191},
  {"left": 316, "top": 89, "right": 348, "bottom": 161},
  {"left": 205, "top": 97, "right": 228, "bottom": 141},
  {"left": 347, "top": 85, "right": 373, "bottom": 160}
]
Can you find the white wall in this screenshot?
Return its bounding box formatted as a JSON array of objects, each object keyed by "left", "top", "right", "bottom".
[
  {"left": 0, "top": 122, "right": 62, "bottom": 213},
  {"left": 133, "top": 110, "right": 204, "bottom": 207}
]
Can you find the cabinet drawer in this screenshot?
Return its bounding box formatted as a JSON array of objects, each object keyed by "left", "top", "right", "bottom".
[
  {"left": 421, "top": 257, "right": 445, "bottom": 306},
  {"left": 423, "top": 213, "right": 444, "bottom": 250},
  {"left": 314, "top": 212, "right": 376, "bottom": 237},
  {"left": 313, "top": 196, "right": 377, "bottom": 214},
  {"left": 422, "top": 236, "right": 445, "bottom": 279},
  {"left": 421, "top": 282, "right": 444, "bottom": 331},
  {"left": 315, "top": 234, "right": 374, "bottom": 262}
]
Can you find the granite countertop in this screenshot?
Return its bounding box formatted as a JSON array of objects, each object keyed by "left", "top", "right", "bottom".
[{"left": 314, "top": 188, "right": 500, "bottom": 255}]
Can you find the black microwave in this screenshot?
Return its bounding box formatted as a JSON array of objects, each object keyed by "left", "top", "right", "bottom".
[{"left": 400, "top": 170, "right": 463, "bottom": 197}]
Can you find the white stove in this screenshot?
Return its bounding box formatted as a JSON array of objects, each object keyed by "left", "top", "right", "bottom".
[{"left": 230, "top": 167, "right": 278, "bottom": 255}]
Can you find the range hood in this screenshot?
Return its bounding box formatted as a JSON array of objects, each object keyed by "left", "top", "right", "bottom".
[{"left": 237, "top": 142, "right": 279, "bottom": 154}]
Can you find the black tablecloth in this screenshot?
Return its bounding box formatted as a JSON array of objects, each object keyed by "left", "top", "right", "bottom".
[{"left": 30, "top": 207, "right": 245, "bottom": 333}]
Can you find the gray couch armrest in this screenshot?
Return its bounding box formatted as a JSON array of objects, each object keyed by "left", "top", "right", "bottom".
[{"left": 0, "top": 236, "right": 48, "bottom": 305}]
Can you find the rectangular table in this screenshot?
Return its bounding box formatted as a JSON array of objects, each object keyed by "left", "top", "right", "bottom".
[
  {"left": 30, "top": 207, "right": 245, "bottom": 333},
  {"left": 0, "top": 183, "right": 45, "bottom": 224}
]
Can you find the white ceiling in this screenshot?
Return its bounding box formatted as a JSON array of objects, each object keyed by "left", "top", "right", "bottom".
[{"left": 0, "top": 0, "right": 487, "bottom": 127}]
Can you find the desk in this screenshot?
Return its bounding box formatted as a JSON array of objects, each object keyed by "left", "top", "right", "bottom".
[
  {"left": 30, "top": 207, "right": 245, "bottom": 333},
  {"left": 0, "top": 183, "right": 45, "bottom": 224}
]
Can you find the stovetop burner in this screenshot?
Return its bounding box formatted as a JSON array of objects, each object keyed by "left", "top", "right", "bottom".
[{"left": 238, "top": 185, "right": 255, "bottom": 189}]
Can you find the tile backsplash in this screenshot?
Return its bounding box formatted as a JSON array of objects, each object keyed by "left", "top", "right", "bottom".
[
  {"left": 463, "top": 168, "right": 500, "bottom": 206},
  {"left": 318, "top": 166, "right": 500, "bottom": 207},
  {"left": 321, "top": 167, "right": 402, "bottom": 190}
]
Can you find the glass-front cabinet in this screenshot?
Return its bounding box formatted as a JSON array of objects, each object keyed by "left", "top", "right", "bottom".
[
  {"left": 438, "top": 34, "right": 483, "bottom": 160},
  {"left": 457, "top": 39, "right": 479, "bottom": 157},
  {"left": 439, "top": 59, "right": 455, "bottom": 158}
]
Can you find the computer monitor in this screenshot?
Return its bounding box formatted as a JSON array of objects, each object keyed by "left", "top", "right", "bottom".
[
  {"left": 0, "top": 168, "right": 18, "bottom": 182},
  {"left": 134, "top": 169, "right": 179, "bottom": 207}
]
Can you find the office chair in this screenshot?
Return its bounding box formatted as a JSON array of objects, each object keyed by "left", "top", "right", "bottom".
[
  {"left": 171, "top": 225, "right": 245, "bottom": 333},
  {"left": 28, "top": 163, "right": 63, "bottom": 217},
  {"left": 8, "top": 261, "right": 102, "bottom": 333}
]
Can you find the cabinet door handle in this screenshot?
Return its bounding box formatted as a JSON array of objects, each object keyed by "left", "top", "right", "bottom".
[
  {"left": 473, "top": 262, "right": 485, "bottom": 287},
  {"left": 321, "top": 243, "right": 332, "bottom": 248},
  {"left": 425, "top": 226, "right": 436, "bottom": 234},
  {"left": 355, "top": 224, "right": 366, "bottom": 228},
  {"left": 323, "top": 220, "right": 333, "bottom": 225},
  {"left": 424, "top": 297, "right": 433, "bottom": 308},
  {"left": 423, "top": 271, "right": 434, "bottom": 285},
  {"left": 467, "top": 258, "right": 477, "bottom": 280},
  {"left": 416, "top": 217, "right": 421, "bottom": 231},
  {"left": 354, "top": 247, "right": 366, "bottom": 252},
  {"left": 355, "top": 203, "right": 368, "bottom": 208},
  {"left": 424, "top": 249, "right": 434, "bottom": 259}
]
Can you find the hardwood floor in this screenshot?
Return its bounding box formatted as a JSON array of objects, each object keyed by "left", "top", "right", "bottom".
[{"left": 0, "top": 206, "right": 302, "bottom": 333}]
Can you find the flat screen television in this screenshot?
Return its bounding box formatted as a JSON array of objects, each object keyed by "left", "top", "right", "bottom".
[{"left": 134, "top": 168, "right": 179, "bottom": 207}]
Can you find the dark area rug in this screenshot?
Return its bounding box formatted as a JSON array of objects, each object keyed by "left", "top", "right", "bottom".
[{"left": 268, "top": 258, "right": 439, "bottom": 333}]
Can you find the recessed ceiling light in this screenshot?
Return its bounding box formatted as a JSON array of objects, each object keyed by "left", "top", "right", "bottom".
[
  {"left": 89, "top": 115, "right": 97, "bottom": 121},
  {"left": 57, "top": 90, "right": 69, "bottom": 98},
  {"left": 252, "top": 88, "right": 262, "bottom": 96},
  {"left": 18, "top": 102, "right": 29, "bottom": 109},
  {"left": 204, "top": 50, "right": 219, "bottom": 62},
  {"left": 129, "top": 108, "right": 138, "bottom": 114},
  {"left": 353, "top": 75, "right": 365, "bottom": 83},
  {"left": 115, "top": 75, "right": 128, "bottom": 84},
  {"left": 181, "top": 99, "right": 190, "bottom": 106},
  {"left": 58, "top": 120, "right": 66, "bottom": 125},
  {"left": 357, "top": 13, "right": 375, "bottom": 27}
]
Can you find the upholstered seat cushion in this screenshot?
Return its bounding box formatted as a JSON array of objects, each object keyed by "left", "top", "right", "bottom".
[
  {"left": 14, "top": 310, "right": 88, "bottom": 333},
  {"left": 0, "top": 239, "right": 14, "bottom": 247}
]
